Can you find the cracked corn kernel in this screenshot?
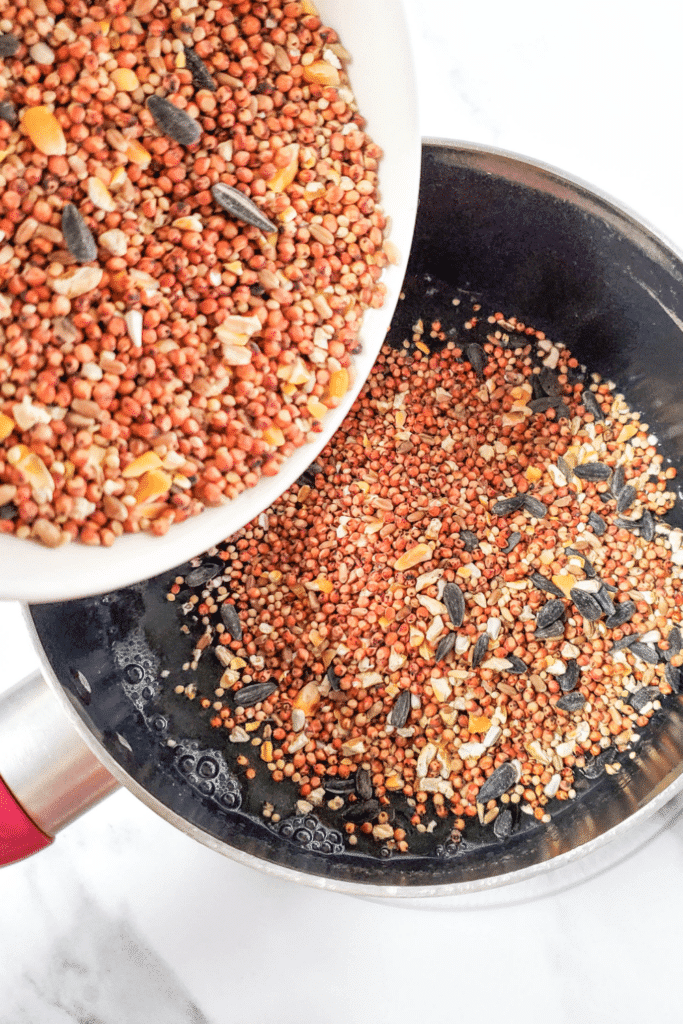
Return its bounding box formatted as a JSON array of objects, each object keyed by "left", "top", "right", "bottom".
[
  {"left": 394, "top": 543, "right": 433, "bottom": 572},
  {"left": 87, "top": 176, "right": 116, "bottom": 212},
  {"left": 0, "top": 413, "right": 13, "bottom": 442},
  {"left": 111, "top": 68, "right": 140, "bottom": 91},
  {"left": 135, "top": 469, "right": 172, "bottom": 504},
  {"left": 122, "top": 451, "right": 163, "bottom": 478},
  {"left": 262, "top": 425, "right": 285, "bottom": 447},
  {"left": 302, "top": 60, "right": 340, "bottom": 86},
  {"left": 328, "top": 367, "right": 350, "bottom": 400},
  {"left": 20, "top": 105, "right": 66, "bottom": 155},
  {"left": 266, "top": 144, "right": 300, "bottom": 193}
]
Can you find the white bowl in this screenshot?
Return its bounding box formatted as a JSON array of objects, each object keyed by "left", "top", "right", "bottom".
[{"left": 1, "top": 0, "right": 420, "bottom": 603}]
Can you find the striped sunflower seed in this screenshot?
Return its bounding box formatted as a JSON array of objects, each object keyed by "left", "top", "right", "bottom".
[
  {"left": 556, "top": 692, "right": 586, "bottom": 712},
  {"left": 640, "top": 509, "right": 655, "bottom": 542},
  {"left": 234, "top": 681, "right": 277, "bottom": 707},
  {"left": 471, "top": 632, "right": 490, "bottom": 668},
  {"left": 326, "top": 663, "right": 341, "bottom": 689},
  {"left": 493, "top": 807, "right": 514, "bottom": 839},
  {"left": 539, "top": 366, "right": 562, "bottom": 396},
  {"left": 505, "top": 654, "right": 527, "bottom": 675},
  {"left": 534, "top": 620, "right": 566, "bottom": 640},
  {"left": 465, "top": 342, "right": 485, "bottom": 380},
  {"left": 554, "top": 401, "right": 570, "bottom": 420},
  {"left": 502, "top": 531, "right": 522, "bottom": 554},
  {"left": 582, "top": 748, "right": 615, "bottom": 779},
  {"left": 616, "top": 484, "right": 637, "bottom": 514},
  {"left": 557, "top": 456, "right": 574, "bottom": 482},
  {"left": 184, "top": 45, "right": 216, "bottom": 91},
  {"left": 629, "top": 642, "right": 661, "bottom": 665},
  {"left": 615, "top": 516, "right": 641, "bottom": 536},
  {"left": 587, "top": 510, "right": 607, "bottom": 536},
  {"left": 387, "top": 689, "right": 411, "bottom": 728},
  {"left": 220, "top": 601, "right": 243, "bottom": 641},
  {"left": 558, "top": 658, "right": 580, "bottom": 692},
  {"left": 460, "top": 529, "right": 479, "bottom": 551},
  {"left": 528, "top": 396, "right": 560, "bottom": 414},
  {"left": 570, "top": 587, "right": 603, "bottom": 621},
  {"left": 186, "top": 562, "right": 222, "bottom": 586},
  {"left": 477, "top": 762, "right": 518, "bottom": 803},
  {"left": 594, "top": 586, "right": 616, "bottom": 617},
  {"left": 523, "top": 494, "right": 547, "bottom": 518},
  {"left": 665, "top": 662, "right": 683, "bottom": 692},
  {"left": 442, "top": 582, "right": 465, "bottom": 627},
  {"left": 492, "top": 494, "right": 525, "bottom": 516},
  {"left": 530, "top": 572, "right": 566, "bottom": 598},
  {"left": 211, "top": 182, "right": 277, "bottom": 233},
  {"left": 536, "top": 599, "right": 565, "bottom": 629},
  {"left": 610, "top": 631, "right": 641, "bottom": 652},
  {"left": 664, "top": 626, "right": 682, "bottom": 662},
  {"left": 573, "top": 462, "right": 612, "bottom": 481},
  {"left": 355, "top": 767, "right": 373, "bottom": 800},
  {"left": 581, "top": 388, "right": 605, "bottom": 421},
  {"left": 629, "top": 685, "right": 662, "bottom": 712},
  {"left": 147, "top": 94, "right": 201, "bottom": 146},
  {"left": 610, "top": 463, "right": 625, "bottom": 497},
  {"left": 0, "top": 33, "right": 19, "bottom": 57},
  {"left": 435, "top": 631, "right": 456, "bottom": 663},
  {"left": 61, "top": 204, "right": 97, "bottom": 262},
  {"left": 343, "top": 798, "right": 379, "bottom": 823}
]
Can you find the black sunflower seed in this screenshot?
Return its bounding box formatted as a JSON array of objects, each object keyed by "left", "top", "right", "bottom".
[
  {"left": 505, "top": 655, "right": 527, "bottom": 675},
  {"left": 664, "top": 626, "right": 682, "bottom": 661},
  {"left": 601, "top": 580, "right": 618, "bottom": 593},
  {"left": 465, "top": 342, "right": 485, "bottom": 380},
  {"left": 534, "top": 620, "right": 566, "bottom": 640},
  {"left": 558, "top": 658, "right": 580, "bottom": 693},
  {"left": 605, "top": 601, "right": 637, "bottom": 629},
  {"left": 570, "top": 587, "right": 603, "bottom": 621},
  {"left": 555, "top": 401, "right": 571, "bottom": 421},
  {"left": 556, "top": 692, "right": 586, "bottom": 712},
  {"left": 614, "top": 516, "right": 640, "bottom": 536},
  {"left": 531, "top": 373, "right": 545, "bottom": 399},
  {"left": 477, "top": 762, "right": 518, "bottom": 803},
  {"left": 326, "top": 663, "right": 341, "bottom": 689},
  {"left": 557, "top": 456, "right": 574, "bottom": 482},
  {"left": 539, "top": 366, "right": 562, "bottom": 397},
  {"left": 61, "top": 204, "right": 97, "bottom": 262},
  {"left": 355, "top": 767, "right": 373, "bottom": 801},
  {"left": 297, "top": 460, "right": 323, "bottom": 486},
  {"left": 184, "top": 45, "right": 217, "bottom": 91},
  {"left": 343, "top": 798, "right": 379, "bottom": 823},
  {"left": 530, "top": 572, "right": 566, "bottom": 598},
  {"left": 610, "top": 463, "right": 625, "bottom": 497},
  {"left": 528, "top": 396, "right": 560, "bottom": 414},
  {"left": 616, "top": 484, "right": 637, "bottom": 514},
  {"left": 220, "top": 601, "right": 243, "bottom": 641},
  {"left": 435, "top": 632, "right": 456, "bottom": 663},
  {"left": 573, "top": 462, "right": 612, "bottom": 481},
  {"left": 186, "top": 562, "right": 222, "bottom": 586},
  {"left": 629, "top": 642, "right": 661, "bottom": 665},
  {"left": 147, "top": 94, "right": 202, "bottom": 145},
  {"left": 594, "top": 587, "right": 616, "bottom": 617},
  {"left": 0, "top": 502, "right": 16, "bottom": 520},
  {"left": 0, "top": 99, "right": 17, "bottom": 127},
  {"left": 536, "top": 599, "right": 565, "bottom": 629},
  {"left": 323, "top": 776, "right": 355, "bottom": 794},
  {"left": 581, "top": 388, "right": 605, "bottom": 421},
  {"left": 492, "top": 494, "right": 524, "bottom": 516},
  {"left": 493, "top": 807, "right": 514, "bottom": 839},
  {"left": 582, "top": 748, "right": 615, "bottom": 779},
  {"left": 442, "top": 582, "right": 465, "bottom": 627},
  {"left": 629, "top": 686, "right": 662, "bottom": 712},
  {"left": 0, "top": 33, "right": 19, "bottom": 57},
  {"left": 502, "top": 531, "right": 522, "bottom": 554},
  {"left": 211, "top": 181, "right": 277, "bottom": 233},
  {"left": 523, "top": 495, "right": 547, "bottom": 518},
  {"left": 640, "top": 509, "right": 655, "bottom": 542},
  {"left": 587, "top": 510, "right": 607, "bottom": 536},
  {"left": 234, "top": 681, "right": 277, "bottom": 707},
  {"left": 665, "top": 662, "right": 683, "bottom": 692},
  {"left": 460, "top": 529, "right": 479, "bottom": 551},
  {"left": 471, "top": 632, "right": 490, "bottom": 668},
  {"left": 387, "top": 690, "right": 411, "bottom": 728},
  {"left": 610, "top": 632, "right": 641, "bottom": 653}
]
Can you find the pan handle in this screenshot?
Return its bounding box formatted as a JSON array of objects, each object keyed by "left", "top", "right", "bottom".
[{"left": 0, "top": 671, "right": 119, "bottom": 865}]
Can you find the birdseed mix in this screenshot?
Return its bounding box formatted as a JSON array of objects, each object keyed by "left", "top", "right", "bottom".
[
  {"left": 0, "top": 0, "right": 391, "bottom": 547},
  {"left": 168, "top": 284, "right": 683, "bottom": 855}
]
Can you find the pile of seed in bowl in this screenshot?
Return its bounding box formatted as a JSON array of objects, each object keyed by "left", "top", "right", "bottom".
[
  {"left": 169, "top": 291, "right": 683, "bottom": 855},
  {"left": 0, "top": 0, "right": 391, "bottom": 546}
]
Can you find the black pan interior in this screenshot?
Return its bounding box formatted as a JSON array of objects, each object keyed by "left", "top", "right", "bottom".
[{"left": 29, "top": 143, "right": 683, "bottom": 887}]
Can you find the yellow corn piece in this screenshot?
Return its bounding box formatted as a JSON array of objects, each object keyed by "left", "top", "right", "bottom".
[
  {"left": 287, "top": 358, "right": 311, "bottom": 386},
  {"left": 111, "top": 67, "right": 140, "bottom": 91},
  {"left": 307, "top": 399, "right": 328, "bottom": 421},
  {"left": 315, "top": 577, "right": 334, "bottom": 594},
  {"left": 415, "top": 341, "right": 429, "bottom": 356},
  {"left": 525, "top": 466, "right": 542, "bottom": 482},
  {"left": 87, "top": 176, "right": 116, "bottom": 212},
  {"left": 302, "top": 60, "right": 340, "bottom": 87},
  {"left": 135, "top": 468, "right": 172, "bottom": 504},
  {"left": 394, "top": 543, "right": 432, "bottom": 572},
  {"left": 551, "top": 573, "right": 576, "bottom": 598},
  {"left": 384, "top": 775, "right": 404, "bottom": 791},
  {"left": 395, "top": 409, "right": 406, "bottom": 428},
  {"left": 468, "top": 714, "right": 492, "bottom": 734},
  {"left": 172, "top": 215, "right": 203, "bottom": 232},
  {"left": 125, "top": 139, "right": 152, "bottom": 166},
  {"left": 21, "top": 106, "right": 66, "bottom": 156},
  {"left": 0, "top": 413, "right": 14, "bottom": 443},
  {"left": 281, "top": 383, "right": 297, "bottom": 396},
  {"left": 122, "top": 451, "right": 163, "bottom": 478},
  {"left": 266, "top": 144, "right": 299, "bottom": 193},
  {"left": 262, "top": 425, "right": 285, "bottom": 447},
  {"left": 293, "top": 681, "right": 320, "bottom": 716},
  {"left": 260, "top": 741, "right": 273, "bottom": 763},
  {"left": 109, "top": 166, "right": 128, "bottom": 190},
  {"left": 328, "top": 367, "right": 349, "bottom": 400},
  {"left": 617, "top": 422, "right": 639, "bottom": 443}
]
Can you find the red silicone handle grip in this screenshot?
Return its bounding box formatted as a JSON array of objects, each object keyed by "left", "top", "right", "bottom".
[{"left": 0, "top": 774, "right": 52, "bottom": 865}]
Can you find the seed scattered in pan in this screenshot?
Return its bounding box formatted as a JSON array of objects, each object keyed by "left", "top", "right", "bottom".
[
  {"left": 355, "top": 767, "right": 373, "bottom": 801},
  {"left": 557, "top": 456, "right": 574, "bottom": 482},
  {"left": 594, "top": 586, "right": 616, "bottom": 617},
  {"left": 523, "top": 494, "right": 547, "bottom": 518},
  {"left": 573, "top": 461, "right": 612, "bottom": 481},
  {"left": 186, "top": 562, "right": 222, "bottom": 586},
  {"left": 465, "top": 342, "right": 485, "bottom": 380},
  {"left": 610, "top": 631, "right": 641, "bottom": 652},
  {"left": 61, "top": 204, "right": 97, "bottom": 262},
  {"left": 0, "top": 33, "right": 19, "bottom": 57},
  {"left": 664, "top": 626, "right": 682, "bottom": 662},
  {"left": 442, "top": 582, "right": 465, "bottom": 627},
  {"left": 505, "top": 654, "right": 527, "bottom": 675},
  {"left": 502, "top": 531, "right": 522, "bottom": 554},
  {"left": 492, "top": 494, "right": 525, "bottom": 516},
  {"left": 477, "top": 762, "right": 518, "bottom": 803},
  {"left": 534, "top": 620, "right": 566, "bottom": 640},
  {"left": 582, "top": 748, "right": 615, "bottom": 779},
  {"left": 640, "top": 509, "right": 655, "bottom": 542},
  {"left": 493, "top": 807, "right": 513, "bottom": 839},
  {"left": 536, "top": 599, "right": 565, "bottom": 629},
  {"left": 387, "top": 689, "right": 411, "bottom": 728},
  {"left": 570, "top": 587, "right": 603, "bottom": 621},
  {"left": 539, "top": 366, "right": 562, "bottom": 397},
  {"left": 556, "top": 692, "right": 586, "bottom": 712},
  {"left": 610, "top": 463, "right": 625, "bottom": 497},
  {"left": 323, "top": 776, "right": 355, "bottom": 794},
  {"left": 606, "top": 601, "right": 637, "bottom": 630},
  {"left": 528, "top": 396, "right": 560, "bottom": 414},
  {"left": 211, "top": 182, "right": 278, "bottom": 234},
  {"left": 558, "top": 658, "right": 580, "bottom": 693},
  {"left": 234, "top": 680, "right": 277, "bottom": 707},
  {"left": 530, "top": 572, "right": 566, "bottom": 598},
  {"left": 460, "top": 529, "right": 479, "bottom": 551},
  {"left": 0, "top": 99, "right": 17, "bottom": 127},
  {"left": 326, "top": 663, "right": 341, "bottom": 689},
  {"left": 220, "top": 601, "right": 243, "bottom": 641},
  {"left": 435, "top": 631, "right": 456, "bottom": 663},
  {"left": 629, "top": 686, "right": 662, "bottom": 712},
  {"left": 471, "top": 632, "right": 490, "bottom": 668},
  {"left": 587, "top": 510, "right": 607, "bottom": 536},
  {"left": 629, "top": 642, "right": 661, "bottom": 665},
  {"left": 183, "top": 45, "right": 217, "bottom": 91},
  {"left": 147, "top": 94, "right": 202, "bottom": 146},
  {"left": 343, "top": 798, "right": 379, "bottom": 823},
  {"left": 581, "top": 388, "right": 605, "bottom": 421},
  {"left": 616, "top": 484, "right": 637, "bottom": 514},
  {"left": 665, "top": 663, "right": 683, "bottom": 693}
]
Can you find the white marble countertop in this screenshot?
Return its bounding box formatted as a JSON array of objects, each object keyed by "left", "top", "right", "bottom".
[{"left": 3, "top": 2, "right": 683, "bottom": 1021}]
